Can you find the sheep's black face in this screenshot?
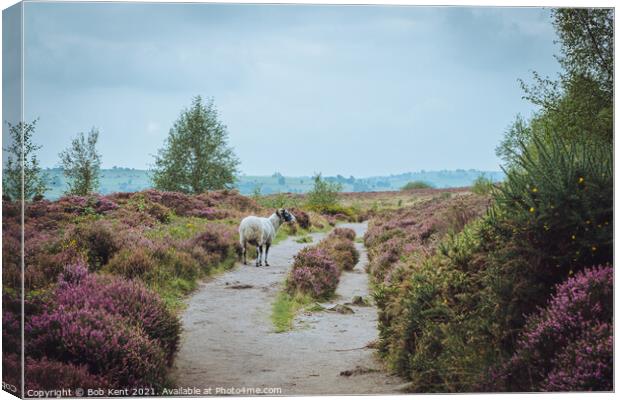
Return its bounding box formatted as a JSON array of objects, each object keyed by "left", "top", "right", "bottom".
[{"left": 280, "top": 209, "right": 295, "bottom": 222}]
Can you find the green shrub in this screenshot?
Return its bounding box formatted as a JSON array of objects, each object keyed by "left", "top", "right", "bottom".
[
  {"left": 306, "top": 174, "right": 341, "bottom": 212},
  {"left": 470, "top": 174, "right": 495, "bottom": 195},
  {"left": 401, "top": 181, "right": 434, "bottom": 190},
  {"left": 495, "top": 135, "right": 612, "bottom": 280}
]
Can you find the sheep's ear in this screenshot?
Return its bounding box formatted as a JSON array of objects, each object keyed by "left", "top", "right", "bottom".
[{"left": 276, "top": 209, "right": 281, "bottom": 217}]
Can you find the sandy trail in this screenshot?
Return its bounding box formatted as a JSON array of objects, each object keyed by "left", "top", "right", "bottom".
[{"left": 170, "top": 222, "right": 403, "bottom": 395}]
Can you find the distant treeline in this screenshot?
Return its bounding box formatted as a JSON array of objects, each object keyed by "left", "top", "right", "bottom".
[{"left": 40, "top": 167, "right": 504, "bottom": 199}]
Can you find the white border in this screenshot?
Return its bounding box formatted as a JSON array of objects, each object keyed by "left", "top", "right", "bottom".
[{"left": 0, "top": 1, "right": 616, "bottom": 400}]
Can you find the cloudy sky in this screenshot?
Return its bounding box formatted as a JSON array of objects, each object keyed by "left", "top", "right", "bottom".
[{"left": 6, "top": 2, "right": 561, "bottom": 176}]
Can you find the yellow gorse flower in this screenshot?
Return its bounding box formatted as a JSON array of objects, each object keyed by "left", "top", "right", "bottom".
[
  {"left": 532, "top": 187, "right": 538, "bottom": 193},
  {"left": 578, "top": 177, "right": 585, "bottom": 184},
  {"left": 592, "top": 246, "right": 597, "bottom": 252},
  {"left": 529, "top": 207, "right": 535, "bottom": 213}
]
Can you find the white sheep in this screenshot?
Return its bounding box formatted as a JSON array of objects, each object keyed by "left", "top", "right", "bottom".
[{"left": 239, "top": 208, "right": 296, "bottom": 267}]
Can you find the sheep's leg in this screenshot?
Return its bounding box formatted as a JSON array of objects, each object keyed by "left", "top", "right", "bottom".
[
  {"left": 256, "top": 245, "right": 263, "bottom": 267},
  {"left": 242, "top": 242, "right": 247, "bottom": 265},
  {"left": 264, "top": 243, "right": 271, "bottom": 266}
]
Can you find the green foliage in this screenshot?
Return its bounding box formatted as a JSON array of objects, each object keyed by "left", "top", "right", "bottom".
[
  {"left": 496, "top": 115, "right": 531, "bottom": 166},
  {"left": 59, "top": 128, "right": 102, "bottom": 196},
  {"left": 495, "top": 134, "right": 612, "bottom": 274},
  {"left": 2, "top": 119, "right": 48, "bottom": 201},
  {"left": 152, "top": 96, "right": 239, "bottom": 194},
  {"left": 306, "top": 173, "right": 342, "bottom": 211},
  {"left": 401, "top": 181, "right": 434, "bottom": 190},
  {"left": 553, "top": 9, "right": 613, "bottom": 95},
  {"left": 514, "top": 10, "right": 613, "bottom": 150},
  {"left": 470, "top": 174, "right": 495, "bottom": 195}
]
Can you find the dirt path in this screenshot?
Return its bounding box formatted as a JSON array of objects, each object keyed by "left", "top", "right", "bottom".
[{"left": 170, "top": 222, "right": 404, "bottom": 395}]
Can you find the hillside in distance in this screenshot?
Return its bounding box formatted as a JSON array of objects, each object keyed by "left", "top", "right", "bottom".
[{"left": 41, "top": 167, "right": 504, "bottom": 199}]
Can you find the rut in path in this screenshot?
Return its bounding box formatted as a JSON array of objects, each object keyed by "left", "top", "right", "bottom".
[{"left": 170, "top": 222, "right": 404, "bottom": 395}]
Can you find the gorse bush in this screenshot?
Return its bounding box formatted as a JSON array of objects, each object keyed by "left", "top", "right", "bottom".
[{"left": 495, "top": 135, "right": 612, "bottom": 281}]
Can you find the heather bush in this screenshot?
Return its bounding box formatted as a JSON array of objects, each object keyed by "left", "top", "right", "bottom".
[
  {"left": 320, "top": 237, "right": 359, "bottom": 271},
  {"left": 3, "top": 309, "right": 21, "bottom": 356},
  {"left": 188, "top": 223, "right": 237, "bottom": 263},
  {"left": 68, "top": 220, "right": 120, "bottom": 270},
  {"left": 25, "top": 357, "right": 110, "bottom": 391},
  {"left": 104, "top": 247, "right": 158, "bottom": 279},
  {"left": 139, "top": 189, "right": 253, "bottom": 218},
  {"left": 5, "top": 188, "right": 270, "bottom": 390},
  {"left": 364, "top": 195, "right": 489, "bottom": 283},
  {"left": 2, "top": 227, "right": 22, "bottom": 288},
  {"left": 2, "top": 353, "right": 21, "bottom": 396},
  {"left": 330, "top": 227, "right": 356, "bottom": 241},
  {"left": 109, "top": 206, "right": 159, "bottom": 227},
  {"left": 147, "top": 201, "right": 173, "bottom": 223},
  {"left": 485, "top": 265, "right": 612, "bottom": 391},
  {"left": 290, "top": 207, "right": 310, "bottom": 229},
  {"left": 157, "top": 247, "right": 201, "bottom": 281},
  {"left": 286, "top": 247, "right": 340, "bottom": 299},
  {"left": 56, "top": 264, "right": 181, "bottom": 364},
  {"left": 27, "top": 307, "right": 168, "bottom": 388}
]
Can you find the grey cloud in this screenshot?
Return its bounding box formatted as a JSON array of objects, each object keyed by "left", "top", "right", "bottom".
[{"left": 12, "top": 2, "right": 560, "bottom": 176}]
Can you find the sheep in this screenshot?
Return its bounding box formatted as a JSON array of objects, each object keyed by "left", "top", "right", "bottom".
[{"left": 239, "top": 208, "right": 296, "bottom": 267}]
